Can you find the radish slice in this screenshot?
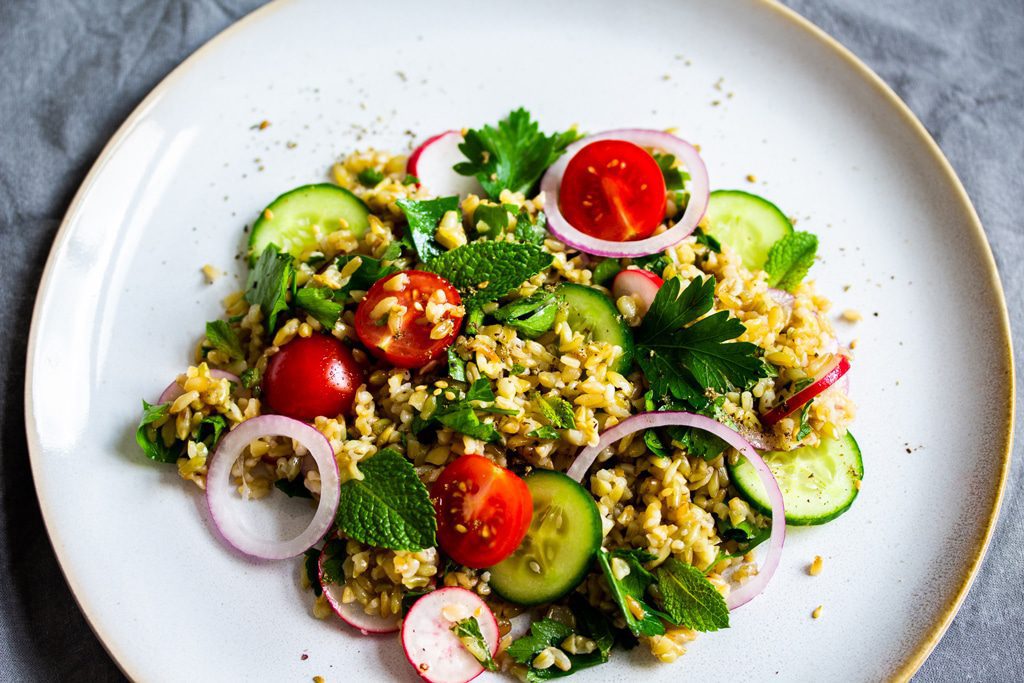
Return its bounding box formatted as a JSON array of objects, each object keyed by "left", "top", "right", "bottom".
[
  {"left": 205, "top": 415, "right": 339, "bottom": 560},
  {"left": 611, "top": 267, "right": 664, "bottom": 317},
  {"left": 761, "top": 355, "right": 851, "bottom": 426},
  {"left": 565, "top": 411, "right": 785, "bottom": 610},
  {"left": 541, "top": 129, "right": 710, "bottom": 258},
  {"left": 318, "top": 537, "right": 400, "bottom": 634},
  {"left": 408, "top": 131, "right": 484, "bottom": 198},
  {"left": 402, "top": 586, "right": 499, "bottom": 683},
  {"left": 157, "top": 369, "right": 239, "bottom": 404}
]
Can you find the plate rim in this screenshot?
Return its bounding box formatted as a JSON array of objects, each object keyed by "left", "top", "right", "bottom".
[{"left": 23, "top": 1, "right": 1015, "bottom": 680}]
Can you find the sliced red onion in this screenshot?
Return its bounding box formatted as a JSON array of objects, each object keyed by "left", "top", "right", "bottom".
[
  {"left": 541, "top": 129, "right": 710, "bottom": 258},
  {"left": 158, "top": 369, "right": 240, "bottom": 404},
  {"left": 566, "top": 411, "right": 785, "bottom": 610},
  {"left": 206, "top": 415, "right": 339, "bottom": 560}
]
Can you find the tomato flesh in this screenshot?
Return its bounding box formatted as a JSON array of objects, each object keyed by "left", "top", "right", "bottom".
[
  {"left": 262, "top": 334, "right": 365, "bottom": 421},
  {"left": 431, "top": 454, "right": 532, "bottom": 569},
  {"left": 559, "top": 139, "right": 667, "bottom": 241},
  {"left": 354, "top": 270, "right": 464, "bottom": 369}
]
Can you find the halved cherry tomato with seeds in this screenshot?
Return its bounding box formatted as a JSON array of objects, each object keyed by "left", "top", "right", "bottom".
[
  {"left": 354, "top": 270, "right": 464, "bottom": 369},
  {"left": 558, "top": 139, "right": 666, "bottom": 242},
  {"left": 431, "top": 454, "right": 532, "bottom": 569}
]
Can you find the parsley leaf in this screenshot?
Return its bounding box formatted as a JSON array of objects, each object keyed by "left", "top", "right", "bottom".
[
  {"left": 334, "top": 253, "right": 400, "bottom": 294},
  {"left": 654, "top": 558, "right": 730, "bottom": 632},
  {"left": 447, "top": 348, "right": 467, "bottom": 382},
  {"left": 451, "top": 617, "right": 499, "bottom": 672},
  {"left": 336, "top": 448, "right": 437, "bottom": 550},
  {"left": 136, "top": 401, "right": 175, "bottom": 463},
  {"left": 205, "top": 320, "right": 244, "bottom": 360},
  {"left": 506, "top": 619, "right": 574, "bottom": 664},
  {"left": 415, "top": 382, "right": 505, "bottom": 444},
  {"left": 764, "top": 231, "right": 818, "bottom": 291},
  {"left": 318, "top": 536, "right": 346, "bottom": 586},
  {"left": 396, "top": 196, "right": 459, "bottom": 262},
  {"left": 246, "top": 244, "right": 294, "bottom": 331},
  {"left": 596, "top": 548, "right": 668, "bottom": 637},
  {"left": 240, "top": 367, "right": 260, "bottom": 390},
  {"left": 471, "top": 202, "right": 511, "bottom": 238},
  {"left": 454, "top": 108, "right": 580, "bottom": 198},
  {"left": 422, "top": 241, "right": 553, "bottom": 307},
  {"left": 796, "top": 401, "right": 813, "bottom": 440},
  {"left": 534, "top": 393, "right": 575, "bottom": 429},
  {"left": 638, "top": 276, "right": 768, "bottom": 396},
  {"left": 508, "top": 602, "right": 614, "bottom": 681},
  {"left": 514, "top": 209, "right": 548, "bottom": 245},
  {"left": 494, "top": 291, "right": 558, "bottom": 339},
  {"left": 303, "top": 547, "right": 323, "bottom": 597},
  {"left": 294, "top": 287, "right": 342, "bottom": 329}
]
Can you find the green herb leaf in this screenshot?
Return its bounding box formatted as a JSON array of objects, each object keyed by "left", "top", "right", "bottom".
[
  {"left": 506, "top": 619, "right": 574, "bottom": 664},
  {"left": 796, "top": 401, "right": 813, "bottom": 440},
  {"left": 596, "top": 548, "right": 667, "bottom": 637},
  {"left": 336, "top": 448, "right": 437, "bottom": 550},
  {"left": 654, "top": 558, "right": 730, "bottom": 632},
  {"left": 631, "top": 252, "right": 668, "bottom": 277},
  {"left": 454, "top": 108, "right": 580, "bottom": 198},
  {"left": 295, "top": 287, "right": 343, "bottom": 329},
  {"left": 466, "top": 378, "right": 496, "bottom": 403},
  {"left": 205, "top": 320, "right": 244, "bottom": 360},
  {"left": 715, "top": 516, "right": 770, "bottom": 551},
  {"left": 653, "top": 153, "right": 686, "bottom": 191},
  {"left": 472, "top": 202, "right": 510, "bottom": 237},
  {"left": 318, "top": 536, "right": 346, "bottom": 586},
  {"left": 246, "top": 244, "right": 295, "bottom": 331},
  {"left": 534, "top": 393, "right": 576, "bottom": 429},
  {"left": 135, "top": 400, "right": 175, "bottom": 463},
  {"left": 764, "top": 230, "right": 818, "bottom": 291},
  {"left": 198, "top": 414, "right": 228, "bottom": 450},
  {"left": 527, "top": 426, "right": 560, "bottom": 440},
  {"left": 357, "top": 167, "right": 385, "bottom": 187},
  {"left": 447, "top": 348, "right": 467, "bottom": 382},
  {"left": 240, "top": 367, "right": 260, "bottom": 390},
  {"left": 638, "top": 276, "right": 768, "bottom": 395},
  {"left": 494, "top": 291, "right": 558, "bottom": 339},
  {"left": 396, "top": 196, "right": 460, "bottom": 262},
  {"left": 694, "top": 228, "right": 722, "bottom": 254},
  {"left": 422, "top": 241, "right": 553, "bottom": 306},
  {"left": 451, "top": 617, "right": 499, "bottom": 672},
  {"left": 304, "top": 547, "right": 323, "bottom": 597},
  {"left": 334, "top": 253, "right": 400, "bottom": 295},
  {"left": 435, "top": 406, "right": 502, "bottom": 444},
  {"left": 403, "top": 174, "right": 420, "bottom": 186},
  {"left": 274, "top": 477, "right": 312, "bottom": 498},
  {"left": 514, "top": 209, "right": 548, "bottom": 245},
  {"left": 591, "top": 258, "right": 621, "bottom": 287}
]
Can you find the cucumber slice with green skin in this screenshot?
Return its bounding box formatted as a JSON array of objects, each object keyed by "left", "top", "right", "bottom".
[
  {"left": 705, "top": 190, "right": 793, "bottom": 271},
  {"left": 488, "top": 470, "right": 602, "bottom": 606},
  {"left": 249, "top": 183, "right": 370, "bottom": 262},
  {"left": 728, "top": 432, "right": 863, "bottom": 526},
  {"left": 556, "top": 283, "right": 634, "bottom": 374}
]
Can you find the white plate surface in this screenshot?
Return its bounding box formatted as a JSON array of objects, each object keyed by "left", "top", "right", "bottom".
[{"left": 26, "top": 0, "right": 1013, "bottom": 681}]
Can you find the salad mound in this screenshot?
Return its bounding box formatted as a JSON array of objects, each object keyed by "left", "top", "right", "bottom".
[{"left": 136, "top": 108, "right": 858, "bottom": 681}]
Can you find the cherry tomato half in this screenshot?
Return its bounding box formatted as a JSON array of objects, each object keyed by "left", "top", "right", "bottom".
[
  {"left": 431, "top": 454, "right": 533, "bottom": 569},
  {"left": 261, "top": 334, "right": 365, "bottom": 421},
  {"left": 558, "top": 139, "right": 667, "bottom": 242},
  {"left": 355, "top": 270, "right": 464, "bottom": 369}
]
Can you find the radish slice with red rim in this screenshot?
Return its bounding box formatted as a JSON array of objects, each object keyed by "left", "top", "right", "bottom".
[
  {"left": 205, "top": 415, "right": 339, "bottom": 560},
  {"left": 565, "top": 411, "right": 785, "bottom": 610},
  {"left": 402, "top": 586, "right": 499, "bottom": 683},
  {"left": 541, "top": 129, "right": 710, "bottom": 257},
  {"left": 761, "top": 355, "right": 851, "bottom": 426},
  {"left": 157, "top": 369, "right": 239, "bottom": 404},
  {"left": 611, "top": 267, "right": 664, "bottom": 318},
  {"left": 408, "top": 131, "right": 483, "bottom": 198},
  {"left": 319, "top": 536, "right": 400, "bottom": 634}
]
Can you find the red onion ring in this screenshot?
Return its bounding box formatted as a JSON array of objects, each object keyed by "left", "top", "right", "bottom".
[
  {"left": 541, "top": 129, "right": 710, "bottom": 258},
  {"left": 158, "top": 369, "right": 240, "bottom": 404},
  {"left": 206, "top": 415, "right": 339, "bottom": 560},
  {"left": 566, "top": 411, "right": 785, "bottom": 610}
]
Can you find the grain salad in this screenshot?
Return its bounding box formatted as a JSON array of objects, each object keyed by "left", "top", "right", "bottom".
[{"left": 135, "top": 109, "right": 860, "bottom": 682}]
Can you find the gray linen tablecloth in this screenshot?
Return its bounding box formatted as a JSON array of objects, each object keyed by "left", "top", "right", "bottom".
[{"left": 1, "top": 1, "right": 1020, "bottom": 680}]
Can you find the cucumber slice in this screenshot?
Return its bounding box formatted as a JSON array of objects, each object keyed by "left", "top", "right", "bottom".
[
  {"left": 249, "top": 183, "right": 370, "bottom": 262},
  {"left": 488, "top": 470, "right": 602, "bottom": 606},
  {"left": 728, "top": 432, "right": 863, "bottom": 526},
  {"left": 704, "top": 190, "right": 793, "bottom": 271},
  {"left": 556, "top": 283, "right": 634, "bottom": 373}
]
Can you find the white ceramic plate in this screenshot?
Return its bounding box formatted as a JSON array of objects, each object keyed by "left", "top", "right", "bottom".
[{"left": 26, "top": 0, "right": 1013, "bottom": 681}]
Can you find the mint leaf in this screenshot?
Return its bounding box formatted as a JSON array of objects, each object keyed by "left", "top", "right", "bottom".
[
  {"left": 422, "top": 241, "right": 553, "bottom": 306},
  {"left": 246, "top": 244, "right": 294, "bottom": 331},
  {"left": 136, "top": 400, "right": 175, "bottom": 463},
  {"left": 597, "top": 548, "right": 667, "bottom": 637},
  {"left": 653, "top": 153, "right": 686, "bottom": 191},
  {"left": 472, "top": 202, "right": 510, "bottom": 237},
  {"left": 506, "top": 619, "right": 574, "bottom": 664},
  {"left": 454, "top": 108, "right": 580, "bottom": 198},
  {"left": 654, "top": 558, "right": 729, "bottom": 632},
  {"left": 396, "top": 196, "right": 459, "bottom": 262},
  {"left": 295, "top": 287, "right": 342, "bottom": 329},
  {"left": 435, "top": 406, "right": 502, "bottom": 444},
  {"left": 638, "top": 276, "right": 768, "bottom": 395},
  {"left": 447, "top": 348, "right": 467, "bottom": 382},
  {"left": 451, "top": 617, "right": 499, "bottom": 672},
  {"left": 764, "top": 231, "right": 818, "bottom": 291},
  {"left": 240, "top": 366, "right": 260, "bottom": 390},
  {"left": 205, "top": 320, "right": 243, "bottom": 360},
  {"left": 494, "top": 291, "right": 558, "bottom": 339},
  {"left": 534, "top": 393, "right": 575, "bottom": 429},
  {"left": 528, "top": 426, "right": 560, "bottom": 440},
  {"left": 514, "top": 209, "right": 548, "bottom": 245},
  {"left": 336, "top": 448, "right": 437, "bottom": 550},
  {"left": 591, "top": 258, "right": 621, "bottom": 287}
]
